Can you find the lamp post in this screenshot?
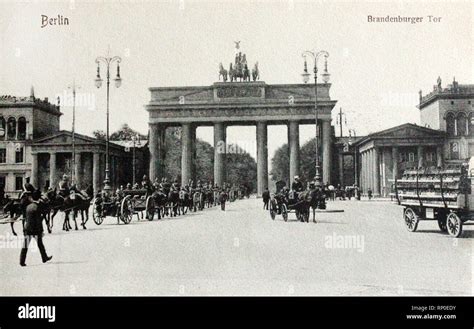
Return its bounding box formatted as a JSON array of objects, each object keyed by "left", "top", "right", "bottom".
[
  {"left": 68, "top": 80, "right": 79, "bottom": 185},
  {"left": 95, "top": 48, "right": 122, "bottom": 193},
  {"left": 131, "top": 134, "right": 141, "bottom": 186},
  {"left": 301, "top": 49, "right": 330, "bottom": 184},
  {"left": 348, "top": 129, "right": 358, "bottom": 187}
]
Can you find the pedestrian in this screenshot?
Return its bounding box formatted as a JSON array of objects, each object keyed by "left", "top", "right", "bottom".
[
  {"left": 367, "top": 187, "right": 373, "bottom": 200},
  {"left": 219, "top": 189, "right": 228, "bottom": 211},
  {"left": 262, "top": 188, "right": 270, "bottom": 210},
  {"left": 19, "top": 190, "right": 52, "bottom": 267}
]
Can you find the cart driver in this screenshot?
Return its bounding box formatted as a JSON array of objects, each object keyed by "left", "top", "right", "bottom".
[{"left": 291, "top": 176, "right": 304, "bottom": 192}]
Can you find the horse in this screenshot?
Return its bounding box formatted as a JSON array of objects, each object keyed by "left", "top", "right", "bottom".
[
  {"left": 148, "top": 189, "right": 167, "bottom": 220},
  {"left": 309, "top": 188, "right": 326, "bottom": 222},
  {"left": 45, "top": 186, "right": 93, "bottom": 231},
  {"left": 219, "top": 63, "right": 228, "bottom": 82},
  {"left": 243, "top": 64, "right": 251, "bottom": 82},
  {"left": 168, "top": 189, "right": 180, "bottom": 217},
  {"left": 178, "top": 189, "right": 190, "bottom": 215},
  {"left": 205, "top": 189, "right": 214, "bottom": 208},
  {"left": 252, "top": 62, "right": 259, "bottom": 81},
  {"left": 3, "top": 193, "right": 50, "bottom": 235}
]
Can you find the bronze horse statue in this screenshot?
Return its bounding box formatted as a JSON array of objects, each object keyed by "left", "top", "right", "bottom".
[
  {"left": 219, "top": 63, "right": 228, "bottom": 82},
  {"left": 252, "top": 62, "right": 259, "bottom": 81}
]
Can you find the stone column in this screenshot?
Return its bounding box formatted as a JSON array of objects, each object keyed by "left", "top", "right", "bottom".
[
  {"left": 374, "top": 148, "right": 380, "bottom": 196},
  {"left": 360, "top": 152, "right": 364, "bottom": 191},
  {"left": 93, "top": 152, "right": 100, "bottom": 194},
  {"left": 368, "top": 149, "right": 373, "bottom": 193},
  {"left": 49, "top": 152, "right": 57, "bottom": 189},
  {"left": 31, "top": 153, "right": 38, "bottom": 188},
  {"left": 148, "top": 123, "right": 166, "bottom": 182},
  {"left": 436, "top": 145, "right": 444, "bottom": 168},
  {"left": 338, "top": 153, "right": 344, "bottom": 187},
  {"left": 392, "top": 147, "right": 398, "bottom": 181},
  {"left": 417, "top": 146, "right": 424, "bottom": 168},
  {"left": 256, "top": 121, "right": 268, "bottom": 196},
  {"left": 74, "top": 152, "right": 81, "bottom": 188},
  {"left": 288, "top": 120, "right": 300, "bottom": 185},
  {"left": 181, "top": 123, "right": 194, "bottom": 186},
  {"left": 322, "top": 120, "right": 332, "bottom": 185},
  {"left": 214, "top": 122, "right": 226, "bottom": 187}
]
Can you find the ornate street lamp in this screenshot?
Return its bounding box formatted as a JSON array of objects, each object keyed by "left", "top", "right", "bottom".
[
  {"left": 301, "top": 49, "right": 330, "bottom": 184},
  {"left": 95, "top": 48, "right": 122, "bottom": 192}
]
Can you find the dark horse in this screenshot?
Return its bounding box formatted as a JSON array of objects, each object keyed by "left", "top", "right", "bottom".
[
  {"left": 45, "top": 186, "right": 93, "bottom": 231},
  {"left": 3, "top": 192, "right": 49, "bottom": 235}
]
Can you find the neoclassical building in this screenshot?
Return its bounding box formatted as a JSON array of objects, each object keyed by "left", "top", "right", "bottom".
[
  {"left": 0, "top": 88, "right": 143, "bottom": 196},
  {"left": 352, "top": 78, "right": 473, "bottom": 197}
]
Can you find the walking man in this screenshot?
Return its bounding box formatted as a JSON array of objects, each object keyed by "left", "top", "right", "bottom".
[
  {"left": 19, "top": 190, "right": 52, "bottom": 266},
  {"left": 262, "top": 188, "right": 270, "bottom": 210},
  {"left": 219, "top": 189, "right": 228, "bottom": 211}
]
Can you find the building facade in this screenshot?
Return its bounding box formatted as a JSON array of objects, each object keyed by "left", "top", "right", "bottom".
[{"left": 0, "top": 88, "right": 145, "bottom": 196}]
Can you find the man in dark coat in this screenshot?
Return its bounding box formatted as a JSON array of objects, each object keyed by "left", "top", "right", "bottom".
[
  {"left": 19, "top": 190, "right": 52, "bottom": 266},
  {"left": 262, "top": 188, "right": 270, "bottom": 210},
  {"left": 219, "top": 189, "right": 228, "bottom": 211}
]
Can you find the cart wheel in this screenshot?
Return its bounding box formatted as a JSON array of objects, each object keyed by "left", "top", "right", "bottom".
[
  {"left": 270, "top": 204, "right": 276, "bottom": 220},
  {"left": 446, "top": 212, "right": 463, "bottom": 238},
  {"left": 146, "top": 196, "right": 155, "bottom": 221},
  {"left": 437, "top": 216, "right": 447, "bottom": 232},
  {"left": 282, "top": 204, "right": 288, "bottom": 222},
  {"left": 404, "top": 207, "right": 418, "bottom": 232},
  {"left": 92, "top": 197, "right": 104, "bottom": 225},
  {"left": 120, "top": 196, "right": 133, "bottom": 224}
]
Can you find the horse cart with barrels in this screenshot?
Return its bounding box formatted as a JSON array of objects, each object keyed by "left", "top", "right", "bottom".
[
  {"left": 392, "top": 159, "right": 474, "bottom": 238},
  {"left": 92, "top": 189, "right": 148, "bottom": 225}
]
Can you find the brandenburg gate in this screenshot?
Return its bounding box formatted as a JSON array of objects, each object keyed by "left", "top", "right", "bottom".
[{"left": 146, "top": 50, "right": 337, "bottom": 195}]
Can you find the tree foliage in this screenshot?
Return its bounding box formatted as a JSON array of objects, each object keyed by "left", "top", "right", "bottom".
[
  {"left": 93, "top": 125, "right": 257, "bottom": 191},
  {"left": 270, "top": 138, "right": 318, "bottom": 185}
]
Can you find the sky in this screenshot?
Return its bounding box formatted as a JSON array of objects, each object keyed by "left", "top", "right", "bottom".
[{"left": 0, "top": 0, "right": 472, "bottom": 161}]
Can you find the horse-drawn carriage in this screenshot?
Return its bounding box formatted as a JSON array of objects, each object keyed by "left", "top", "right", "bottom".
[
  {"left": 391, "top": 158, "right": 474, "bottom": 238},
  {"left": 92, "top": 189, "right": 138, "bottom": 225},
  {"left": 269, "top": 190, "right": 313, "bottom": 222}
]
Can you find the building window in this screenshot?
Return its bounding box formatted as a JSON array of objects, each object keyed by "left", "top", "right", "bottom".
[
  {"left": 426, "top": 152, "right": 434, "bottom": 162},
  {"left": 0, "top": 176, "right": 5, "bottom": 191},
  {"left": 457, "top": 113, "right": 467, "bottom": 136},
  {"left": 7, "top": 117, "right": 16, "bottom": 140},
  {"left": 446, "top": 113, "right": 456, "bottom": 136},
  {"left": 0, "top": 117, "right": 5, "bottom": 141},
  {"left": 451, "top": 101, "right": 454, "bottom": 105},
  {"left": 15, "top": 176, "right": 23, "bottom": 191},
  {"left": 0, "top": 149, "right": 6, "bottom": 163},
  {"left": 408, "top": 152, "right": 415, "bottom": 162},
  {"left": 470, "top": 114, "right": 474, "bottom": 136},
  {"left": 17, "top": 117, "right": 27, "bottom": 140},
  {"left": 15, "top": 146, "right": 24, "bottom": 163}
]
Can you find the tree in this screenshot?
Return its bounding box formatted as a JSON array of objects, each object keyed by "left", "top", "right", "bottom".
[
  {"left": 270, "top": 138, "right": 318, "bottom": 185},
  {"left": 270, "top": 143, "right": 289, "bottom": 184},
  {"left": 92, "top": 130, "right": 106, "bottom": 141}
]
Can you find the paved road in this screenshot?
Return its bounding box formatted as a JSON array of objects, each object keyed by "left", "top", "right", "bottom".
[{"left": 0, "top": 198, "right": 472, "bottom": 296}]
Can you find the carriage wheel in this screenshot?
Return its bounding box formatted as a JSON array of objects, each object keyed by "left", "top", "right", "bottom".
[
  {"left": 446, "top": 212, "right": 463, "bottom": 238},
  {"left": 269, "top": 202, "right": 276, "bottom": 220},
  {"left": 146, "top": 197, "right": 155, "bottom": 221},
  {"left": 404, "top": 207, "right": 418, "bottom": 232},
  {"left": 282, "top": 204, "right": 288, "bottom": 222},
  {"left": 92, "top": 198, "right": 104, "bottom": 225},
  {"left": 120, "top": 196, "right": 133, "bottom": 224}
]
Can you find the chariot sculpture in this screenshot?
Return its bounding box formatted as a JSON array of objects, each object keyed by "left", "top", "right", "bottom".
[{"left": 218, "top": 42, "right": 259, "bottom": 82}]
